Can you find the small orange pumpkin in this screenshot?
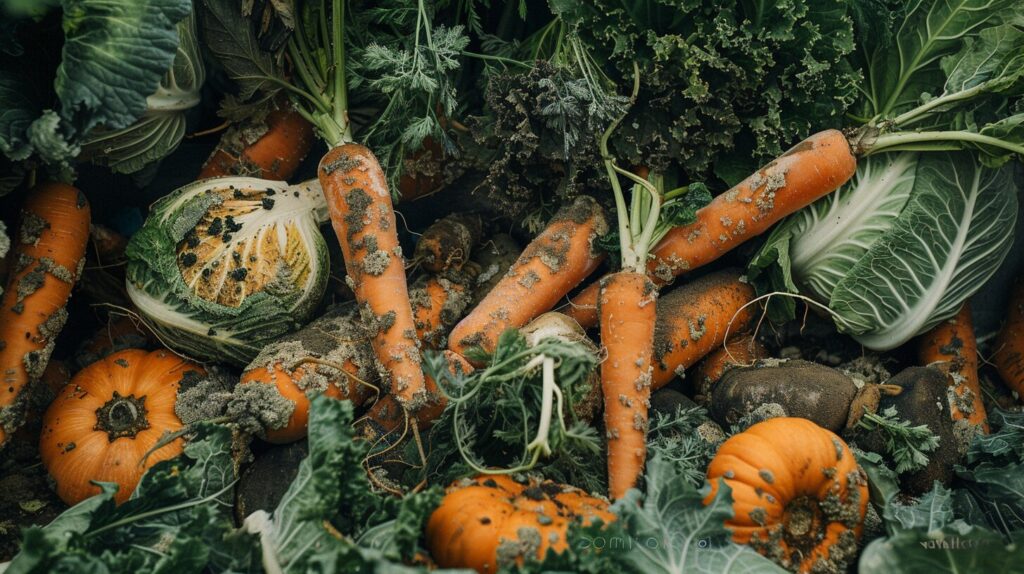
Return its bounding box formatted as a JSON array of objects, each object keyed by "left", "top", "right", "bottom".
[
  {"left": 706, "top": 417, "right": 868, "bottom": 573},
  {"left": 426, "top": 475, "right": 615, "bottom": 573},
  {"left": 39, "top": 349, "right": 204, "bottom": 505}
]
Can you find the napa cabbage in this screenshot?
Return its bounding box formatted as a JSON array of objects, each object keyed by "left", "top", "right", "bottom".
[{"left": 125, "top": 177, "right": 330, "bottom": 366}]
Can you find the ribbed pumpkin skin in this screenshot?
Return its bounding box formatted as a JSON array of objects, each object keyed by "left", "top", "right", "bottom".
[
  {"left": 706, "top": 417, "right": 868, "bottom": 573},
  {"left": 40, "top": 349, "right": 203, "bottom": 505},
  {"left": 426, "top": 475, "right": 615, "bottom": 573}
]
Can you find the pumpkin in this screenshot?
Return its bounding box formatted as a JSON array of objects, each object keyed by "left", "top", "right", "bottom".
[
  {"left": 426, "top": 475, "right": 615, "bottom": 573},
  {"left": 706, "top": 417, "right": 868, "bottom": 573},
  {"left": 39, "top": 349, "right": 204, "bottom": 505}
]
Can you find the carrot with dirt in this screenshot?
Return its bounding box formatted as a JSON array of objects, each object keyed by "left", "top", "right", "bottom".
[
  {"left": 413, "top": 212, "right": 483, "bottom": 273},
  {"left": 918, "top": 303, "right": 988, "bottom": 433},
  {"left": 411, "top": 273, "right": 475, "bottom": 350},
  {"left": 652, "top": 270, "right": 757, "bottom": 389},
  {"left": 994, "top": 276, "right": 1024, "bottom": 399},
  {"left": 565, "top": 129, "right": 857, "bottom": 328},
  {"left": 198, "top": 104, "right": 315, "bottom": 180},
  {"left": 589, "top": 75, "right": 661, "bottom": 500},
  {"left": 0, "top": 182, "right": 91, "bottom": 448},
  {"left": 446, "top": 195, "right": 608, "bottom": 358}
]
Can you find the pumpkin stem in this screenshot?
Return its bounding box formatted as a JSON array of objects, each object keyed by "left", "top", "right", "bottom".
[{"left": 95, "top": 391, "right": 150, "bottom": 441}]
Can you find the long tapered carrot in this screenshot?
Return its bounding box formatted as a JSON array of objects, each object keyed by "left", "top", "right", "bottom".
[
  {"left": 319, "top": 143, "right": 427, "bottom": 413},
  {"left": 652, "top": 270, "right": 757, "bottom": 389},
  {"left": 565, "top": 130, "right": 857, "bottom": 328},
  {"left": 994, "top": 276, "right": 1024, "bottom": 399},
  {"left": 918, "top": 303, "right": 988, "bottom": 433},
  {"left": 600, "top": 272, "right": 657, "bottom": 500},
  {"left": 448, "top": 196, "right": 608, "bottom": 357},
  {"left": 199, "top": 105, "right": 315, "bottom": 181},
  {"left": 0, "top": 183, "right": 90, "bottom": 448},
  {"left": 693, "top": 335, "right": 768, "bottom": 401}
]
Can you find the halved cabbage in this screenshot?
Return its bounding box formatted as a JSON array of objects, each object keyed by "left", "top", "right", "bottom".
[{"left": 126, "top": 177, "right": 330, "bottom": 365}]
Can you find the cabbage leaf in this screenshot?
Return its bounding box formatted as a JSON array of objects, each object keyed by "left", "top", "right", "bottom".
[
  {"left": 751, "top": 152, "right": 1016, "bottom": 349},
  {"left": 0, "top": 0, "right": 192, "bottom": 179},
  {"left": 79, "top": 10, "right": 205, "bottom": 174}
]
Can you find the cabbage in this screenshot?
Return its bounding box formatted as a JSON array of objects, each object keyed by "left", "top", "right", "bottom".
[
  {"left": 126, "top": 177, "right": 330, "bottom": 365},
  {"left": 750, "top": 152, "right": 1018, "bottom": 350},
  {"left": 80, "top": 10, "right": 206, "bottom": 174}
]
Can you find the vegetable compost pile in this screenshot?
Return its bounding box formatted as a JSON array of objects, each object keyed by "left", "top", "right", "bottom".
[{"left": 4, "top": 0, "right": 1024, "bottom": 572}]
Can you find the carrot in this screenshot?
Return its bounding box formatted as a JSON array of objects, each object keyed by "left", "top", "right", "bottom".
[
  {"left": 198, "top": 105, "right": 315, "bottom": 181},
  {"left": 319, "top": 143, "right": 427, "bottom": 414},
  {"left": 692, "top": 335, "right": 768, "bottom": 401},
  {"left": 411, "top": 274, "right": 475, "bottom": 350},
  {"left": 600, "top": 272, "right": 657, "bottom": 499},
  {"left": 994, "top": 276, "right": 1024, "bottom": 399},
  {"left": 565, "top": 129, "right": 857, "bottom": 328},
  {"left": 448, "top": 196, "right": 608, "bottom": 358},
  {"left": 414, "top": 212, "right": 483, "bottom": 273},
  {"left": 360, "top": 350, "right": 472, "bottom": 440},
  {"left": 0, "top": 182, "right": 91, "bottom": 448},
  {"left": 652, "top": 270, "right": 757, "bottom": 390},
  {"left": 918, "top": 304, "right": 988, "bottom": 433}
]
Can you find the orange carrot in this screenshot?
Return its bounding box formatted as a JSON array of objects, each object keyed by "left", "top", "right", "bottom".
[
  {"left": 693, "top": 336, "right": 768, "bottom": 401},
  {"left": 600, "top": 272, "right": 657, "bottom": 499},
  {"left": 0, "top": 183, "right": 91, "bottom": 448},
  {"left": 414, "top": 212, "right": 483, "bottom": 273},
  {"left": 994, "top": 276, "right": 1024, "bottom": 399},
  {"left": 199, "top": 105, "right": 315, "bottom": 181},
  {"left": 398, "top": 136, "right": 445, "bottom": 201},
  {"left": 652, "top": 270, "right": 757, "bottom": 390},
  {"left": 918, "top": 304, "right": 988, "bottom": 433},
  {"left": 448, "top": 196, "right": 608, "bottom": 358},
  {"left": 319, "top": 144, "right": 427, "bottom": 413},
  {"left": 565, "top": 130, "right": 857, "bottom": 328}
]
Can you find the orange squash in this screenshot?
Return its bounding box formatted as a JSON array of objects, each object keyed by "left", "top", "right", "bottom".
[
  {"left": 39, "top": 349, "right": 204, "bottom": 505},
  {"left": 706, "top": 417, "right": 868, "bottom": 573},
  {"left": 426, "top": 475, "right": 615, "bottom": 573}
]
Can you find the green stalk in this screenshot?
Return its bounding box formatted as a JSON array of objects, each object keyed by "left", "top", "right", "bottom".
[
  {"left": 331, "top": 0, "right": 349, "bottom": 141},
  {"left": 867, "top": 130, "right": 1024, "bottom": 157},
  {"left": 891, "top": 85, "right": 983, "bottom": 127}
]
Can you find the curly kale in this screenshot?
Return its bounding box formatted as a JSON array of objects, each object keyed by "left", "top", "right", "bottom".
[
  {"left": 469, "top": 60, "right": 626, "bottom": 223},
  {"left": 556, "top": 0, "right": 860, "bottom": 184}
]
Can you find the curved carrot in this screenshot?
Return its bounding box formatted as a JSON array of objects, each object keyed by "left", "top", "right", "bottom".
[
  {"left": 600, "top": 272, "right": 657, "bottom": 500},
  {"left": 652, "top": 270, "right": 757, "bottom": 390},
  {"left": 414, "top": 212, "right": 483, "bottom": 273},
  {"left": 0, "top": 183, "right": 91, "bottom": 448},
  {"left": 199, "top": 105, "right": 315, "bottom": 181},
  {"left": 918, "top": 304, "right": 988, "bottom": 433},
  {"left": 448, "top": 196, "right": 608, "bottom": 357},
  {"left": 693, "top": 335, "right": 768, "bottom": 401},
  {"left": 565, "top": 130, "right": 857, "bottom": 328},
  {"left": 994, "top": 276, "right": 1024, "bottom": 399},
  {"left": 319, "top": 143, "right": 427, "bottom": 413}
]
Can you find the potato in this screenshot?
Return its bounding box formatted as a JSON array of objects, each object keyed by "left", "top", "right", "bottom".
[{"left": 710, "top": 359, "right": 858, "bottom": 432}]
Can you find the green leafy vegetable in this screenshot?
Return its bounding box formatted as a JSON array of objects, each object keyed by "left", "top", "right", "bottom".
[
  {"left": 750, "top": 151, "right": 1017, "bottom": 349},
  {"left": 423, "top": 329, "right": 603, "bottom": 491},
  {"left": 79, "top": 10, "right": 206, "bottom": 174},
  {"left": 4, "top": 424, "right": 248, "bottom": 574},
  {"left": 855, "top": 406, "right": 941, "bottom": 474},
  {"left": 0, "top": 0, "right": 192, "bottom": 176},
  {"left": 125, "top": 177, "right": 331, "bottom": 366}
]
